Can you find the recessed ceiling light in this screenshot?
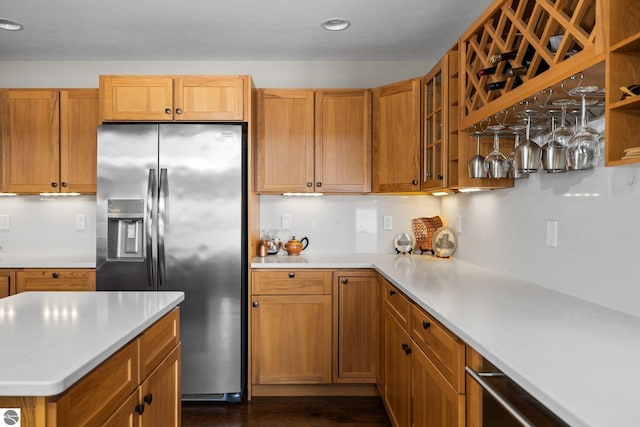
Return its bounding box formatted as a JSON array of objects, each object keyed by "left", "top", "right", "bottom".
[
  {"left": 0, "top": 18, "right": 23, "bottom": 31},
  {"left": 321, "top": 18, "right": 350, "bottom": 31}
]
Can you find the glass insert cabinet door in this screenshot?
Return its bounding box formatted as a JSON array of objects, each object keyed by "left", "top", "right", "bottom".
[{"left": 423, "top": 63, "right": 445, "bottom": 190}]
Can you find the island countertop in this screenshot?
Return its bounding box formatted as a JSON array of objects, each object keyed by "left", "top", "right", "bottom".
[
  {"left": 0, "top": 291, "right": 184, "bottom": 396},
  {"left": 252, "top": 253, "right": 640, "bottom": 427}
]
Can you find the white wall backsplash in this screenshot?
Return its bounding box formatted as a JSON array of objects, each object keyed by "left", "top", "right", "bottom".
[
  {"left": 0, "top": 196, "right": 96, "bottom": 256},
  {"left": 259, "top": 195, "right": 440, "bottom": 254},
  {"left": 441, "top": 163, "right": 640, "bottom": 317}
]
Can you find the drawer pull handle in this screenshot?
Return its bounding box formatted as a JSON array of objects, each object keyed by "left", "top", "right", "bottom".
[
  {"left": 422, "top": 321, "right": 431, "bottom": 330},
  {"left": 288, "top": 272, "right": 295, "bottom": 278},
  {"left": 341, "top": 278, "right": 348, "bottom": 285},
  {"left": 135, "top": 404, "right": 145, "bottom": 415},
  {"left": 52, "top": 272, "right": 59, "bottom": 279},
  {"left": 252, "top": 301, "right": 259, "bottom": 308},
  {"left": 389, "top": 290, "right": 396, "bottom": 296},
  {"left": 143, "top": 393, "right": 153, "bottom": 405}
]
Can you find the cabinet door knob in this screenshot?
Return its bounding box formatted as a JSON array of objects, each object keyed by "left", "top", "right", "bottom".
[
  {"left": 51, "top": 182, "right": 58, "bottom": 188},
  {"left": 412, "top": 179, "right": 418, "bottom": 185},
  {"left": 135, "top": 404, "right": 145, "bottom": 415},
  {"left": 306, "top": 182, "right": 313, "bottom": 188},
  {"left": 288, "top": 272, "right": 295, "bottom": 278},
  {"left": 52, "top": 272, "right": 59, "bottom": 279},
  {"left": 165, "top": 108, "right": 172, "bottom": 114},
  {"left": 401, "top": 343, "right": 408, "bottom": 350},
  {"left": 423, "top": 321, "right": 431, "bottom": 330},
  {"left": 143, "top": 393, "right": 153, "bottom": 405},
  {"left": 316, "top": 182, "right": 322, "bottom": 188},
  {"left": 175, "top": 108, "right": 182, "bottom": 115},
  {"left": 252, "top": 301, "right": 259, "bottom": 308},
  {"left": 61, "top": 182, "right": 68, "bottom": 187},
  {"left": 341, "top": 278, "right": 348, "bottom": 285},
  {"left": 437, "top": 175, "right": 443, "bottom": 180},
  {"left": 404, "top": 346, "right": 412, "bottom": 355},
  {"left": 389, "top": 290, "right": 396, "bottom": 296}
]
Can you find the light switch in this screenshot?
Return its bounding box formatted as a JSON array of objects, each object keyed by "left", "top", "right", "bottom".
[
  {"left": 281, "top": 214, "right": 292, "bottom": 230},
  {"left": 0, "top": 215, "right": 10, "bottom": 230},
  {"left": 383, "top": 216, "right": 393, "bottom": 230},
  {"left": 75, "top": 214, "right": 86, "bottom": 231},
  {"left": 545, "top": 220, "right": 558, "bottom": 248}
]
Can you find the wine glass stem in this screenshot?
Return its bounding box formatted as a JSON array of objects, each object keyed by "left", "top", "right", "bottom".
[{"left": 580, "top": 95, "right": 588, "bottom": 129}]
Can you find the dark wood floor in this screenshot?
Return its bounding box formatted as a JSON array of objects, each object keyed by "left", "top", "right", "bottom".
[{"left": 182, "top": 396, "right": 392, "bottom": 427}]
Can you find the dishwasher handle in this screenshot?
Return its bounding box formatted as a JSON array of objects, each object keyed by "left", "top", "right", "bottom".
[{"left": 465, "top": 366, "right": 536, "bottom": 427}]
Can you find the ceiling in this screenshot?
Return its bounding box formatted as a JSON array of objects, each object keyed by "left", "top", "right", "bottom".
[{"left": 0, "top": 0, "right": 493, "bottom": 61}]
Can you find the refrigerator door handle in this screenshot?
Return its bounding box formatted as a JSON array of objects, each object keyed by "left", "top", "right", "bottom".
[
  {"left": 146, "top": 169, "right": 157, "bottom": 288},
  {"left": 158, "top": 168, "right": 168, "bottom": 287}
]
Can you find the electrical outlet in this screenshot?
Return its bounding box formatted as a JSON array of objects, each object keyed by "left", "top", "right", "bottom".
[
  {"left": 455, "top": 215, "right": 462, "bottom": 233},
  {"left": 281, "top": 214, "right": 292, "bottom": 230},
  {"left": 545, "top": 220, "right": 558, "bottom": 248},
  {"left": 383, "top": 216, "right": 393, "bottom": 230}
]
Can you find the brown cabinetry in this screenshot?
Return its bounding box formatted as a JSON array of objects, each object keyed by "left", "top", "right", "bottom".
[
  {"left": 605, "top": 0, "right": 640, "bottom": 166},
  {"left": 256, "top": 89, "right": 371, "bottom": 193},
  {"left": 0, "top": 270, "right": 15, "bottom": 298},
  {"left": 51, "top": 308, "right": 180, "bottom": 426},
  {"left": 373, "top": 78, "right": 422, "bottom": 192},
  {"left": 423, "top": 60, "right": 447, "bottom": 191},
  {"left": 15, "top": 269, "right": 96, "bottom": 293},
  {"left": 0, "top": 89, "right": 98, "bottom": 194},
  {"left": 251, "top": 270, "right": 333, "bottom": 384},
  {"left": 99, "top": 75, "right": 248, "bottom": 122},
  {"left": 333, "top": 270, "right": 378, "bottom": 383},
  {"left": 380, "top": 278, "right": 465, "bottom": 427}
]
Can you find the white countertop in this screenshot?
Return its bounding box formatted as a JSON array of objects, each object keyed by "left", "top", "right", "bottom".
[
  {"left": 252, "top": 254, "right": 640, "bottom": 427},
  {"left": 0, "top": 254, "right": 96, "bottom": 268},
  {"left": 0, "top": 291, "right": 184, "bottom": 396}
]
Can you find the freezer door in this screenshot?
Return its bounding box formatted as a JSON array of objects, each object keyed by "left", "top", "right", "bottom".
[
  {"left": 158, "top": 124, "right": 245, "bottom": 397},
  {"left": 96, "top": 124, "right": 159, "bottom": 291}
]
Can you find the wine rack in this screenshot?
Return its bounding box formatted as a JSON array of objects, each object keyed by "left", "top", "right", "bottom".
[{"left": 460, "top": 0, "right": 604, "bottom": 128}]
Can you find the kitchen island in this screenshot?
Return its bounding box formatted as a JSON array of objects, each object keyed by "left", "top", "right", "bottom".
[
  {"left": 252, "top": 254, "right": 640, "bottom": 427},
  {"left": 0, "top": 291, "right": 184, "bottom": 426}
]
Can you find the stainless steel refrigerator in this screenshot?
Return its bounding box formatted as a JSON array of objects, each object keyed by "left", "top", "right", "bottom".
[{"left": 96, "top": 123, "right": 246, "bottom": 402}]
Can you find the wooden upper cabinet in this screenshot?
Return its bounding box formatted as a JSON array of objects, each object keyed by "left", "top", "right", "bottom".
[
  {"left": 99, "top": 75, "right": 247, "bottom": 122},
  {"left": 174, "top": 77, "right": 244, "bottom": 121},
  {"left": 315, "top": 90, "right": 371, "bottom": 193},
  {"left": 256, "top": 89, "right": 315, "bottom": 193},
  {"left": 60, "top": 90, "right": 99, "bottom": 193},
  {"left": 1, "top": 90, "right": 60, "bottom": 193},
  {"left": 256, "top": 88, "right": 372, "bottom": 193},
  {"left": 373, "top": 77, "right": 422, "bottom": 193}
]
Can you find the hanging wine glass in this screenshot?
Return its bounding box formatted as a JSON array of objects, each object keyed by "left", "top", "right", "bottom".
[
  {"left": 551, "top": 99, "right": 577, "bottom": 146},
  {"left": 541, "top": 111, "right": 567, "bottom": 173},
  {"left": 506, "top": 124, "right": 528, "bottom": 179},
  {"left": 566, "top": 86, "right": 601, "bottom": 170},
  {"left": 467, "top": 126, "right": 488, "bottom": 178},
  {"left": 515, "top": 113, "right": 542, "bottom": 173},
  {"left": 484, "top": 124, "right": 509, "bottom": 178}
]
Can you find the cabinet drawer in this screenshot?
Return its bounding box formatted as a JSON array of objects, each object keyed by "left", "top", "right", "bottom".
[
  {"left": 383, "top": 280, "right": 411, "bottom": 330},
  {"left": 16, "top": 269, "right": 96, "bottom": 293},
  {"left": 139, "top": 308, "right": 180, "bottom": 381},
  {"left": 52, "top": 338, "right": 139, "bottom": 426},
  {"left": 252, "top": 270, "right": 332, "bottom": 295},
  {"left": 410, "top": 304, "right": 465, "bottom": 393}
]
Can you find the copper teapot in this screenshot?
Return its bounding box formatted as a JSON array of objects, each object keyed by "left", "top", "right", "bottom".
[{"left": 282, "top": 236, "right": 309, "bottom": 256}]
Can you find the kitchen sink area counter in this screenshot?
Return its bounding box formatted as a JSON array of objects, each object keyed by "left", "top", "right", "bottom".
[{"left": 252, "top": 254, "right": 640, "bottom": 427}]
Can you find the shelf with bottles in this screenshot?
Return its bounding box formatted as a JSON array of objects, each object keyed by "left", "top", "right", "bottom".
[{"left": 460, "top": 0, "right": 605, "bottom": 128}]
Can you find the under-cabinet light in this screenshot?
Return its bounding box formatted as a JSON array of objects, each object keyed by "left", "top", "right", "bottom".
[
  {"left": 282, "top": 193, "right": 324, "bottom": 197},
  {"left": 0, "top": 193, "right": 18, "bottom": 197},
  {"left": 39, "top": 192, "right": 81, "bottom": 197},
  {"left": 432, "top": 191, "right": 454, "bottom": 197},
  {"left": 458, "top": 188, "right": 484, "bottom": 193}
]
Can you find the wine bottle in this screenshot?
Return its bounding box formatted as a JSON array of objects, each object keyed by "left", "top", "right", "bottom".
[
  {"left": 477, "top": 66, "right": 497, "bottom": 77},
  {"left": 487, "top": 81, "right": 506, "bottom": 90},
  {"left": 506, "top": 66, "right": 528, "bottom": 77},
  {"left": 489, "top": 49, "right": 518, "bottom": 65}
]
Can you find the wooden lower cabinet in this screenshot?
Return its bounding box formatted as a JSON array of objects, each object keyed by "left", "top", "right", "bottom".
[
  {"left": 251, "top": 294, "right": 332, "bottom": 384},
  {"left": 334, "top": 270, "right": 378, "bottom": 383},
  {"left": 381, "top": 279, "right": 465, "bottom": 427},
  {"left": 16, "top": 269, "right": 96, "bottom": 292},
  {"left": 0, "top": 270, "right": 15, "bottom": 298},
  {"left": 138, "top": 344, "right": 181, "bottom": 426}
]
